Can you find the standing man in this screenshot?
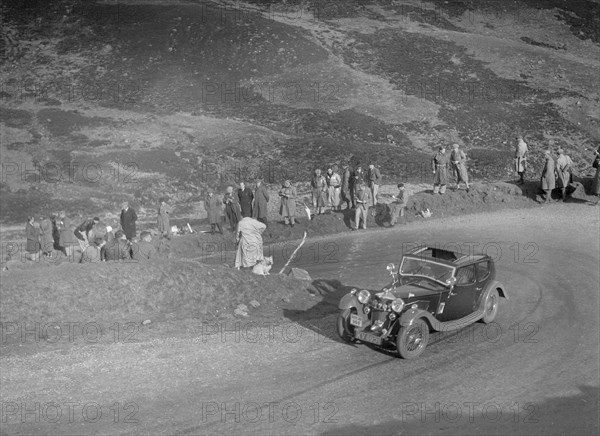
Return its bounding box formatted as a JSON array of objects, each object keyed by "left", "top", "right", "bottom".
[
  {"left": 74, "top": 216, "right": 100, "bottom": 252},
  {"left": 555, "top": 148, "right": 573, "bottom": 202},
  {"left": 253, "top": 178, "right": 270, "bottom": 225},
  {"left": 341, "top": 163, "right": 351, "bottom": 210},
  {"left": 353, "top": 182, "right": 372, "bottom": 230},
  {"left": 223, "top": 186, "right": 242, "bottom": 232},
  {"left": 278, "top": 180, "right": 296, "bottom": 227},
  {"left": 367, "top": 163, "right": 382, "bottom": 212},
  {"left": 39, "top": 215, "right": 55, "bottom": 257},
  {"left": 515, "top": 134, "right": 528, "bottom": 184},
  {"left": 389, "top": 183, "right": 411, "bottom": 227},
  {"left": 450, "top": 143, "right": 470, "bottom": 192},
  {"left": 311, "top": 169, "right": 327, "bottom": 215},
  {"left": 350, "top": 165, "right": 365, "bottom": 209},
  {"left": 120, "top": 201, "right": 137, "bottom": 241},
  {"left": 432, "top": 145, "right": 448, "bottom": 195},
  {"left": 205, "top": 190, "right": 223, "bottom": 234},
  {"left": 238, "top": 182, "right": 254, "bottom": 218},
  {"left": 157, "top": 199, "right": 173, "bottom": 239},
  {"left": 541, "top": 150, "right": 556, "bottom": 203},
  {"left": 329, "top": 165, "right": 342, "bottom": 211}
]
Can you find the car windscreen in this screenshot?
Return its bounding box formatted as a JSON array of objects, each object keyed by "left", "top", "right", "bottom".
[{"left": 399, "top": 256, "right": 455, "bottom": 285}]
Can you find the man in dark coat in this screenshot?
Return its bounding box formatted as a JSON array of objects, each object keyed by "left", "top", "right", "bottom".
[
  {"left": 253, "top": 178, "right": 270, "bottom": 225},
  {"left": 104, "top": 230, "right": 131, "bottom": 261},
  {"left": 432, "top": 145, "right": 448, "bottom": 194},
  {"left": 74, "top": 217, "right": 100, "bottom": 252},
  {"left": 223, "top": 186, "right": 242, "bottom": 232},
  {"left": 120, "top": 201, "right": 137, "bottom": 241},
  {"left": 238, "top": 182, "right": 254, "bottom": 218}
]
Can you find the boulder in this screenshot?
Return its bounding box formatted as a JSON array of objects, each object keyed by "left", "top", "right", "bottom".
[{"left": 288, "top": 267, "right": 312, "bottom": 281}]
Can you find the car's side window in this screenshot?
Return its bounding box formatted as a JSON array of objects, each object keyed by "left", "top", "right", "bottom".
[
  {"left": 476, "top": 261, "right": 491, "bottom": 281},
  {"left": 455, "top": 265, "right": 476, "bottom": 286}
]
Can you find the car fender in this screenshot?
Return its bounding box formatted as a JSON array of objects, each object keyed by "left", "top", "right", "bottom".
[
  {"left": 339, "top": 293, "right": 360, "bottom": 310},
  {"left": 399, "top": 308, "right": 437, "bottom": 329},
  {"left": 477, "top": 280, "right": 507, "bottom": 308}
]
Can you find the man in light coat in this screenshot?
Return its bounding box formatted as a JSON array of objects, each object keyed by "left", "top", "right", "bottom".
[
  {"left": 555, "top": 148, "right": 573, "bottom": 201},
  {"left": 541, "top": 150, "right": 556, "bottom": 203},
  {"left": 353, "top": 183, "right": 372, "bottom": 230},
  {"left": 515, "top": 135, "right": 528, "bottom": 184}
]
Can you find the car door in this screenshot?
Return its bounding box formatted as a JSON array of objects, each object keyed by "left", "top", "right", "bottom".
[
  {"left": 437, "top": 264, "right": 478, "bottom": 321},
  {"left": 474, "top": 260, "right": 492, "bottom": 302}
]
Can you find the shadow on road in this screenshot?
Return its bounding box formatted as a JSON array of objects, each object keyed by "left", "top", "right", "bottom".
[
  {"left": 283, "top": 278, "right": 353, "bottom": 344},
  {"left": 319, "top": 385, "right": 599, "bottom": 435}
]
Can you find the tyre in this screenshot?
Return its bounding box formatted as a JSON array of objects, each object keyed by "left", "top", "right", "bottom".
[
  {"left": 337, "top": 309, "right": 356, "bottom": 342},
  {"left": 396, "top": 319, "right": 429, "bottom": 359},
  {"left": 481, "top": 289, "right": 499, "bottom": 324}
]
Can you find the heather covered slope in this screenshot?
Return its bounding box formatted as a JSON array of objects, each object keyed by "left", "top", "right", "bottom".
[{"left": 1, "top": 0, "right": 599, "bottom": 228}]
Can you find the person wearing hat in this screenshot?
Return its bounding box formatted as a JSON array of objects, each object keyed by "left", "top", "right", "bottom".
[
  {"left": 327, "top": 165, "right": 342, "bottom": 211},
  {"left": 540, "top": 149, "right": 556, "bottom": 203},
  {"left": 311, "top": 168, "right": 327, "bottom": 215},
  {"left": 450, "top": 143, "right": 470, "bottom": 192},
  {"left": 253, "top": 178, "right": 270, "bottom": 225},
  {"left": 350, "top": 165, "right": 365, "bottom": 208},
  {"left": 278, "top": 180, "right": 297, "bottom": 227},
  {"left": 223, "top": 186, "right": 242, "bottom": 232},
  {"left": 367, "top": 163, "right": 382, "bottom": 213},
  {"left": 431, "top": 145, "right": 448, "bottom": 194},
  {"left": 389, "top": 183, "right": 411, "bottom": 227},
  {"left": 555, "top": 148, "right": 573, "bottom": 201},
  {"left": 341, "top": 163, "right": 352, "bottom": 210},
  {"left": 353, "top": 182, "right": 372, "bottom": 230},
  {"left": 514, "top": 134, "right": 528, "bottom": 184}
]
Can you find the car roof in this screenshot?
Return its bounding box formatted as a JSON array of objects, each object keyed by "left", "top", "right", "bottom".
[{"left": 405, "top": 246, "right": 490, "bottom": 266}]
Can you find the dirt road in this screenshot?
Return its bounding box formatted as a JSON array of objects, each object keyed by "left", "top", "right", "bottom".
[{"left": 1, "top": 204, "right": 598, "bottom": 435}]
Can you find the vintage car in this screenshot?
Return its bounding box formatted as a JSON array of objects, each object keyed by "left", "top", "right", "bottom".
[{"left": 337, "top": 246, "right": 507, "bottom": 359}]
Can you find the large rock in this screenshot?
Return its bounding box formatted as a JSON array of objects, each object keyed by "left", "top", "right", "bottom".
[{"left": 288, "top": 267, "right": 312, "bottom": 281}]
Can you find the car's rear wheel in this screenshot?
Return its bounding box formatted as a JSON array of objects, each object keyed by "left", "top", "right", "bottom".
[
  {"left": 396, "top": 319, "right": 429, "bottom": 359},
  {"left": 337, "top": 309, "right": 356, "bottom": 342},
  {"left": 481, "top": 289, "right": 499, "bottom": 324}
]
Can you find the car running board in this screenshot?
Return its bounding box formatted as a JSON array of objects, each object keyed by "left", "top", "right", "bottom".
[{"left": 429, "top": 310, "right": 485, "bottom": 333}]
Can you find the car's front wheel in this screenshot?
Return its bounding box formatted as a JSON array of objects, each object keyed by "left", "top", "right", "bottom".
[
  {"left": 337, "top": 309, "right": 356, "bottom": 342},
  {"left": 481, "top": 289, "right": 499, "bottom": 324},
  {"left": 396, "top": 319, "right": 429, "bottom": 359}
]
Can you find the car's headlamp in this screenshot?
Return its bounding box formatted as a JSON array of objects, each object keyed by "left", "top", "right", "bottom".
[
  {"left": 391, "top": 298, "right": 405, "bottom": 313},
  {"left": 358, "top": 290, "right": 371, "bottom": 304}
]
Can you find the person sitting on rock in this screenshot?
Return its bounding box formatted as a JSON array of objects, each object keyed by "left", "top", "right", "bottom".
[
  {"left": 81, "top": 238, "right": 105, "bottom": 263},
  {"left": 131, "top": 231, "right": 157, "bottom": 261},
  {"left": 103, "top": 230, "right": 131, "bottom": 261}
]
